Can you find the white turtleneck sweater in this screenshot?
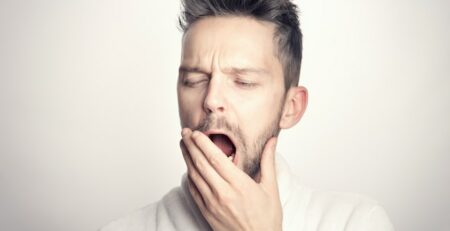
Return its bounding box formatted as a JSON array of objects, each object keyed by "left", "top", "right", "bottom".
[{"left": 100, "top": 156, "right": 395, "bottom": 231}]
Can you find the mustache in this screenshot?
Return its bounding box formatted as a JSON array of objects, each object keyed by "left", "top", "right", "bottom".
[{"left": 193, "top": 116, "right": 236, "bottom": 133}]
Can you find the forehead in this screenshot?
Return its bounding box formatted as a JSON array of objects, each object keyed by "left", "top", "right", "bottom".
[{"left": 181, "top": 16, "right": 280, "bottom": 71}]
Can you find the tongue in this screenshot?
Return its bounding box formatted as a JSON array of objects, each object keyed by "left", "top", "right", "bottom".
[{"left": 210, "top": 134, "right": 235, "bottom": 156}]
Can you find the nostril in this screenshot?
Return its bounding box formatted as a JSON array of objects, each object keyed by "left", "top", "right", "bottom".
[
  {"left": 203, "top": 83, "right": 226, "bottom": 113},
  {"left": 203, "top": 98, "right": 225, "bottom": 113}
]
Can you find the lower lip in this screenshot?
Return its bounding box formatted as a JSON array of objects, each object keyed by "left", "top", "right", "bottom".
[{"left": 232, "top": 152, "right": 238, "bottom": 165}]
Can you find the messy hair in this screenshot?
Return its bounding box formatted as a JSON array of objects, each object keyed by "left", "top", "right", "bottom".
[{"left": 178, "top": 0, "right": 303, "bottom": 89}]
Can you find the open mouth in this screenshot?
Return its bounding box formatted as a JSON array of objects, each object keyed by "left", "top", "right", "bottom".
[{"left": 208, "top": 134, "right": 236, "bottom": 162}]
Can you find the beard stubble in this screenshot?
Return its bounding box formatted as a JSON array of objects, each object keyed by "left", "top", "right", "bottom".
[{"left": 193, "top": 110, "right": 282, "bottom": 179}]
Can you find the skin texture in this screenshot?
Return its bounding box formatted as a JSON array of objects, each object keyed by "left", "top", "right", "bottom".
[{"left": 177, "top": 16, "right": 308, "bottom": 231}]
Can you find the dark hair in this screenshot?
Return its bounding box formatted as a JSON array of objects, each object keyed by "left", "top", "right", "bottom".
[{"left": 178, "top": 0, "right": 303, "bottom": 89}]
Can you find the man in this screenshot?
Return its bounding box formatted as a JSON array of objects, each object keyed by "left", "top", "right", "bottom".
[{"left": 102, "top": 0, "right": 394, "bottom": 230}]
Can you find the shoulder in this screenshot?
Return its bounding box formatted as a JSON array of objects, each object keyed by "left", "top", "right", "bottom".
[
  {"left": 275, "top": 156, "right": 394, "bottom": 230},
  {"left": 303, "top": 189, "right": 395, "bottom": 231},
  {"left": 99, "top": 187, "right": 184, "bottom": 231},
  {"left": 99, "top": 203, "right": 157, "bottom": 231}
]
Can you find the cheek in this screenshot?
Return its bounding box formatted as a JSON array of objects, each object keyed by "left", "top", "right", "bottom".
[
  {"left": 234, "top": 92, "right": 283, "bottom": 137},
  {"left": 178, "top": 88, "right": 206, "bottom": 127},
  {"left": 240, "top": 85, "right": 283, "bottom": 113}
]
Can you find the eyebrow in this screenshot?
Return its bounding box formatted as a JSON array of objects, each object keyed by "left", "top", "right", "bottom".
[{"left": 178, "top": 66, "right": 209, "bottom": 75}]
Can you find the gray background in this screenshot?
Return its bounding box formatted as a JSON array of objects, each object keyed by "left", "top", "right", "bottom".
[{"left": 0, "top": 0, "right": 449, "bottom": 230}]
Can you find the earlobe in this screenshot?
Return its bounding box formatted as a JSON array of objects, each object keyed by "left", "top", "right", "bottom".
[{"left": 279, "top": 86, "right": 308, "bottom": 129}]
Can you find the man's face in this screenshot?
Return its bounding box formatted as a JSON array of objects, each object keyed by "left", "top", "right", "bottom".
[{"left": 177, "top": 16, "right": 286, "bottom": 178}]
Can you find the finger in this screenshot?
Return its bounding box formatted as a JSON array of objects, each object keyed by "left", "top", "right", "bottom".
[
  {"left": 180, "top": 139, "right": 213, "bottom": 199},
  {"left": 182, "top": 128, "right": 227, "bottom": 194},
  {"left": 187, "top": 178, "right": 223, "bottom": 229},
  {"left": 187, "top": 177, "right": 208, "bottom": 214},
  {"left": 190, "top": 130, "right": 246, "bottom": 184},
  {"left": 259, "top": 137, "right": 278, "bottom": 190}
]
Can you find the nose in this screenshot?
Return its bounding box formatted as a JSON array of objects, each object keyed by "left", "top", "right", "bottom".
[{"left": 203, "top": 76, "right": 226, "bottom": 114}]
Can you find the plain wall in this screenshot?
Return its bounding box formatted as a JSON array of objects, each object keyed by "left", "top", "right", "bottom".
[{"left": 0, "top": 0, "right": 449, "bottom": 230}]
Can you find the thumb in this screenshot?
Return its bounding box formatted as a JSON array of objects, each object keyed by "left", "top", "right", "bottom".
[{"left": 260, "top": 137, "right": 278, "bottom": 189}]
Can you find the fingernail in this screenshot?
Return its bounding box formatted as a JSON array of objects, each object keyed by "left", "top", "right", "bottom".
[
  {"left": 181, "top": 128, "right": 189, "bottom": 136},
  {"left": 191, "top": 130, "right": 199, "bottom": 138}
]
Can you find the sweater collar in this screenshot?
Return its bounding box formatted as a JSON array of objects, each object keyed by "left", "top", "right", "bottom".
[{"left": 180, "top": 154, "right": 295, "bottom": 217}]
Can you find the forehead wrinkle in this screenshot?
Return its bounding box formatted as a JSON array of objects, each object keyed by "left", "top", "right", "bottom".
[
  {"left": 180, "top": 49, "right": 214, "bottom": 74},
  {"left": 186, "top": 42, "right": 230, "bottom": 75},
  {"left": 215, "top": 46, "right": 271, "bottom": 77},
  {"left": 211, "top": 49, "right": 222, "bottom": 76},
  {"left": 222, "top": 66, "right": 270, "bottom": 78},
  {"left": 181, "top": 16, "right": 281, "bottom": 79},
  {"left": 178, "top": 65, "right": 210, "bottom": 76}
]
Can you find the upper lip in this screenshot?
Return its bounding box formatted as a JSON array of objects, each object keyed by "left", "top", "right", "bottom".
[{"left": 202, "top": 129, "right": 238, "bottom": 154}]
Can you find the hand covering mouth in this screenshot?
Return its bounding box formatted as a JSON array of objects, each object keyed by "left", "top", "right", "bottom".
[{"left": 208, "top": 134, "right": 236, "bottom": 157}]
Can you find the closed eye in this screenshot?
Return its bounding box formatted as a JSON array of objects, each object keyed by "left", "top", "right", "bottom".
[
  {"left": 235, "top": 80, "right": 257, "bottom": 88},
  {"left": 182, "top": 78, "right": 209, "bottom": 87}
]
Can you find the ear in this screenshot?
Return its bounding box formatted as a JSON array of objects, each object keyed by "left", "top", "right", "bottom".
[{"left": 279, "top": 86, "right": 308, "bottom": 129}]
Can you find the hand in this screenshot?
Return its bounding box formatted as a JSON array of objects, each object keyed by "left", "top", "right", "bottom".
[{"left": 180, "top": 128, "right": 282, "bottom": 231}]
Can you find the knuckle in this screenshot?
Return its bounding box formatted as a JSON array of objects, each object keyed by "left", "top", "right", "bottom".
[
  {"left": 188, "top": 169, "right": 197, "bottom": 180},
  {"left": 207, "top": 201, "right": 220, "bottom": 216},
  {"left": 193, "top": 159, "right": 202, "bottom": 170},
  {"left": 208, "top": 155, "right": 220, "bottom": 168},
  {"left": 188, "top": 166, "right": 199, "bottom": 179},
  {"left": 217, "top": 193, "right": 232, "bottom": 206},
  {"left": 204, "top": 198, "right": 215, "bottom": 211}
]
